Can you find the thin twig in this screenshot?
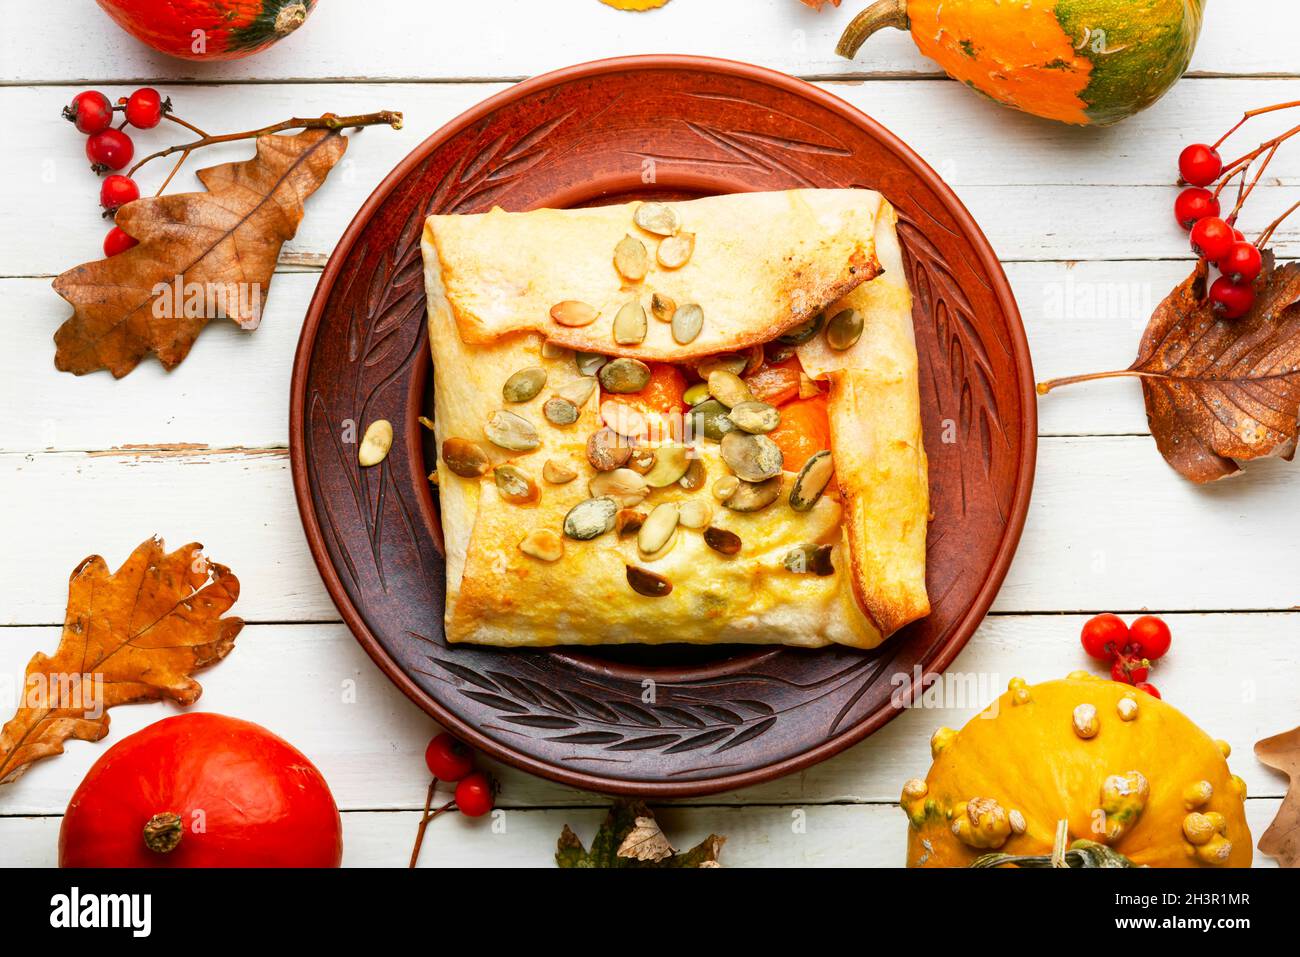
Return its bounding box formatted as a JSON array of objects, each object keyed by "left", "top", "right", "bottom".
[
  {"left": 1213, "top": 99, "right": 1300, "bottom": 150},
  {"left": 153, "top": 149, "right": 191, "bottom": 196},
  {"left": 164, "top": 112, "right": 209, "bottom": 138},
  {"left": 128, "top": 110, "right": 403, "bottom": 177},
  {"left": 1257, "top": 200, "right": 1300, "bottom": 249},
  {"left": 409, "top": 778, "right": 456, "bottom": 869}
]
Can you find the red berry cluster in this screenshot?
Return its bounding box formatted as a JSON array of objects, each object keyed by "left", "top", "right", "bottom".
[
  {"left": 410, "top": 732, "right": 497, "bottom": 866},
  {"left": 1173, "top": 99, "right": 1300, "bottom": 319},
  {"left": 62, "top": 88, "right": 170, "bottom": 257},
  {"left": 424, "top": 732, "right": 496, "bottom": 817},
  {"left": 1176, "top": 145, "right": 1263, "bottom": 319},
  {"left": 1080, "top": 613, "right": 1171, "bottom": 698}
]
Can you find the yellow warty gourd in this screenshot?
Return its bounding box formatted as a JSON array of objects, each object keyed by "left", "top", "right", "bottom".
[{"left": 902, "top": 675, "right": 1251, "bottom": 868}]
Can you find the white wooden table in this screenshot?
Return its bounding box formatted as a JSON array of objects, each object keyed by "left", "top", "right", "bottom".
[{"left": 2, "top": 0, "right": 1297, "bottom": 867}]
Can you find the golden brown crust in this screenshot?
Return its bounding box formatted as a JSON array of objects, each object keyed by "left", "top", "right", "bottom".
[
  {"left": 422, "top": 189, "right": 928, "bottom": 649},
  {"left": 425, "top": 190, "right": 883, "bottom": 361}
]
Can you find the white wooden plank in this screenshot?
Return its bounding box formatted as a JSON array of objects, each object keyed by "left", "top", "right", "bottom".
[
  {"left": 2, "top": 0, "right": 1293, "bottom": 83},
  {"left": 6, "top": 78, "right": 1300, "bottom": 278},
  {"left": 5, "top": 438, "right": 1300, "bottom": 626},
  {"left": 0, "top": 800, "right": 1283, "bottom": 868},
  {"left": 0, "top": 259, "right": 1244, "bottom": 454},
  {"left": 0, "top": 614, "right": 1292, "bottom": 817}
]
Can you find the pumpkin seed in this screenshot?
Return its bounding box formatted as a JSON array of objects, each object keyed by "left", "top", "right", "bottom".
[
  {"left": 742, "top": 345, "right": 765, "bottom": 376},
  {"left": 627, "top": 447, "right": 656, "bottom": 475},
  {"left": 697, "top": 353, "right": 747, "bottom": 378},
  {"left": 657, "top": 232, "right": 695, "bottom": 269},
  {"left": 484, "top": 410, "right": 540, "bottom": 451},
  {"left": 600, "top": 401, "right": 647, "bottom": 439},
  {"left": 556, "top": 376, "right": 597, "bottom": 408},
  {"left": 703, "top": 526, "right": 741, "bottom": 556},
  {"left": 779, "top": 311, "right": 825, "bottom": 345},
  {"left": 576, "top": 351, "right": 608, "bottom": 376},
  {"left": 358, "top": 419, "right": 393, "bottom": 467},
  {"left": 541, "top": 340, "right": 570, "bottom": 361},
  {"left": 671, "top": 302, "right": 704, "bottom": 344},
  {"left": 727, "top": 400, "right": 779, "bottom": 434},
  {"left": 589, "top": 468, "right": 649, "bottom": 508},
  {"left": 782, "top": 543, "right": 834, "bottom": 576},
  {"left": 494, "top": 464, "right": 539, "bottom": 505},
  {"left": 678, "top": 500, "right": 712, "bottom": 529},
  {"left": 614, "top": 234, "right": 649, "bottom": 281},
  {"left": 563, "top": 496, "right": 619, "bottom": 540},
  {"left": 503, "top": 366, "right": 547, "bottom": 403},
  {"left": 613, "top": 300, "right": 647, "bottom": 345},
  {"left": 542, "top": 458, "right": 578, "bottom": 484},
  {"left": 586, "top": 428, "right": 632, "bottom": 472},
  {"left": 634, "top": 202, "right": 679, "bottom": 236},
  {"left": 641, "top": 444, "right": 691, "bottom": 487},
  {"left": 519, "top": 529, "right": 564, "bottom": 562},
  {"left": 720, "top": 431, "right": 783, "bottom": 482},
  {"left": 543, "top": 397, "right": 579, "bottom": 426},
  {"left": 616, "top": 508, "right": 646, "bottom": 537},
  {"left": 723, "top": 476, "right": 783, "bottom": 512},
  {"left": 598, "top": 357, "right": 652, "bottom": 393},
  {"left": 688, "top": 398, "right": 734, "bottom": 442},
  {"left": 765, "top": 341, "right": 797, "bottom": 364},
  {"left": 638, "top": 503, "right": 680, "bottom": 556},
  {"left": 442, "top": 437, "right": 490, "bottom": 478},
  {"left": 626, "top": 564, "right": 672, "bottom": 598},
  {"left": 825, "top": 308, "right": 864, "bottom": 351},
  {"left": 682, "top": 382, "right": 711, "bottom": 406},
  {"left": 678, "top": 457, "right": 707, "bottom": 492},
  {"left": 711, "top": 475, "right": 740, "bottom": 501},
  {"left": 650, "top": 293, "right": 676, "bottom": 323},
  {"left": 550, "top": 300, "right": 598, "bottom": 327},
  {"left": 789, "top": 450, "right": 834, "bottom": 511}
]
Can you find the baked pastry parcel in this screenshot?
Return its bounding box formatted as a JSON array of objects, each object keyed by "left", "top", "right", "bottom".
[{"left": 421, "top": 189, "right": 929, "bottom": 649}]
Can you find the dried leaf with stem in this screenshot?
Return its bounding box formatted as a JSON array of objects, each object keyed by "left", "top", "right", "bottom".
[
  {"left": 0, "top": 537, "right": 243, "bottom": 784},
  {"left": 1038, "top": 253, "right": 1300, "bottom": 484}
]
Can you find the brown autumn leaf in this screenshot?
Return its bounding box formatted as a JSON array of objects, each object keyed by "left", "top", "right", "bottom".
[
  {"left": 617, "top": 815, "right": 676, "bottom": 862},
  {"left": 1256, "top": 726, "right": 1300, "bottom": 867},
  {"left": 1039, "top": 253, "right": 1300, "bottom": 484},
  {"left": 0, "top": 537, "right": 243, "bottom": 784},
  {"left": 52, "top": 128, "right": 348, "bottom": 378}
]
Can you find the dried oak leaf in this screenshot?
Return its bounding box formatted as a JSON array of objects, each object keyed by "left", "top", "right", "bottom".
[
  {"left": 0, "top": 537, "right": 243, "bottom": 784},
  {"left": 556, "top": 800, "right": 725, "bottom": 868},
  {"left": 53, "top": 128, "right": 347, "bottom": 378},
  {"left": 1256, "top": 725, "right": 1300, "bottom": 867}
]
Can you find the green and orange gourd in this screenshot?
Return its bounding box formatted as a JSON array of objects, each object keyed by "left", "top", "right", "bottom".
[
  {"left": 94, "top": 0, "right": 315, "bottom": 61},
  {"left": 838, "top": 0, "right": 1206, "bottom": 127},
  {"left": 903, "top": 675, "right": 1252, "bottom": 867}
]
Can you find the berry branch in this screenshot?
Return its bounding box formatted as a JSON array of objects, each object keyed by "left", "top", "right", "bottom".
[
  {"left": 127, "top": 110, "right": 404, "bottom": 178},
  {"left": 63, "top": 86, "right": 403, "bottom": 258},
  {"left": 1172, "top": 99, "right": 1300, "bottom": 319}
]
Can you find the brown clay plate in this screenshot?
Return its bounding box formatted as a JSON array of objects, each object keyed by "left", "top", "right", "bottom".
[{"left": 290, "top": 55, "right": 1036, "bottom": 797}]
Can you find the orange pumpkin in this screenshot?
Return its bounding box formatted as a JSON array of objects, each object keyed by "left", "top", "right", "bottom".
[{"left": 838, "top": 0, "right": 1205, "bottom": 127}]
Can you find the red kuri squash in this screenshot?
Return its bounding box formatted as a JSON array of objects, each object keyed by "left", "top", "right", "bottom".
[{"left": 59, "top": 713, "right": 342, "bottom": 868}]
